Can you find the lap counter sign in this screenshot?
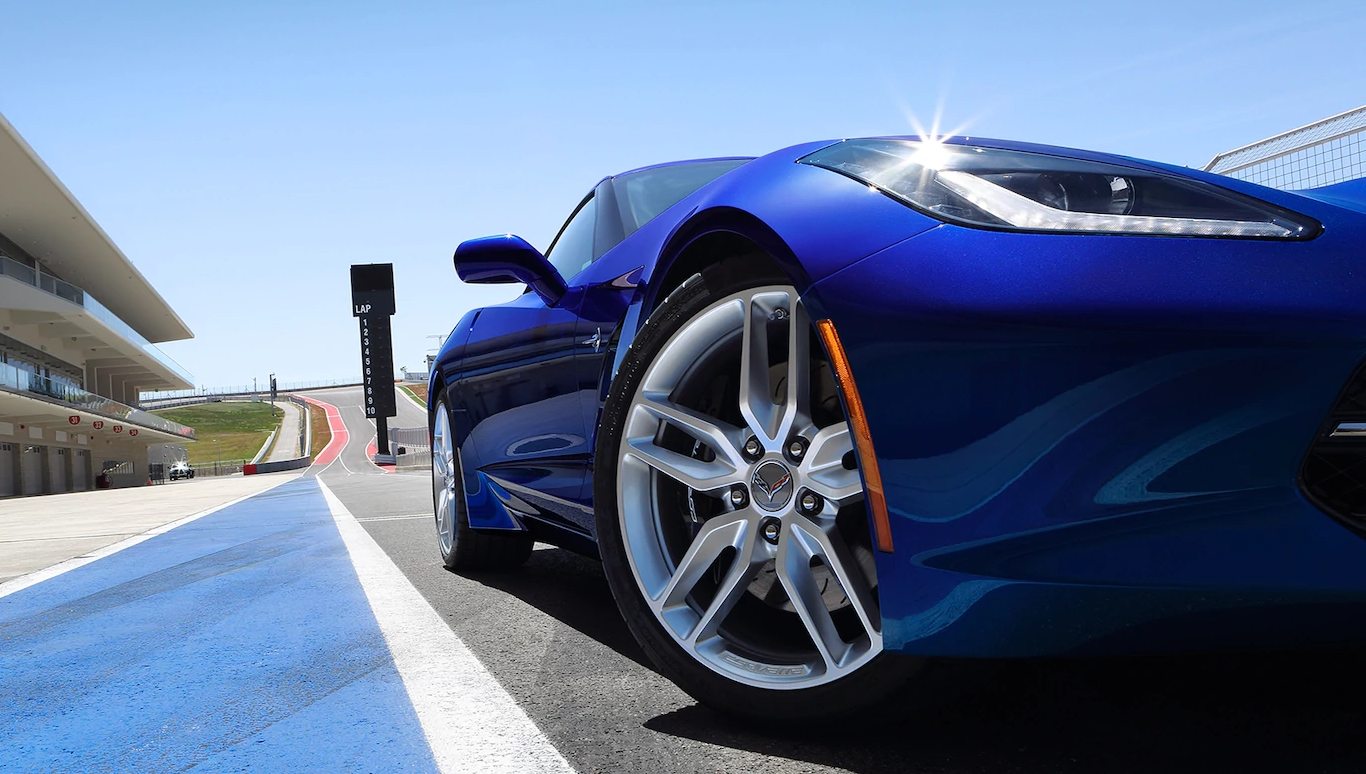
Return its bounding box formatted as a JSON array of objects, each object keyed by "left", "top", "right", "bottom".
[{"left": 351, "top": 263, "right": 398, "bottom": 464}]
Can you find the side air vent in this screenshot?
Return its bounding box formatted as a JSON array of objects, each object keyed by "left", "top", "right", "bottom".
[{"left": 1302, "top": 363, "right": 1366, "bottom": 529}]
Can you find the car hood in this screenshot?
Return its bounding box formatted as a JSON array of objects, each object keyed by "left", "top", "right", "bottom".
[{"left": 1293, "top": 178, "right": 1366, "bottom": 214}]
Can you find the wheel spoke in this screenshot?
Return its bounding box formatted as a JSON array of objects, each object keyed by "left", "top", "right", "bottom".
[
  {"left": 689, "top": 522, "right": 764, "bottom": 644},
  {"left": 624, "top": 438, "right": 738, "bottom": 494},
  {"left": 637, "top": 391, "right": 745, "bottom": 467},
  {"left": 435, "top": 486, "right": 450, "bottom": 538},
  {"left": 789, "top": 520, "right": 881, "bottom": 640},
  {"left": 433, "top": 405, "right": 456, "bottom": 553},
  {"left": 738, "top": 294, "right": 774, "bottom": 443},
  {"left": 739, "top": 290, "right": 808, "bottom": 447},
  {"left": 775, "top": 526, "right": 848, "bottom": 670},
  {"left": 654, "top": 514, "right": 753, "bottom": 617},
  {"left": 802, "top": 422, "right": 863, "bottom": 506},
  {"left": 782, "top": 298, "right": 810, "bottom": 443}
]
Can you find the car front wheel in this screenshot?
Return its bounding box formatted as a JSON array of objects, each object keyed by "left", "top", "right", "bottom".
[{"left": 595, "top": 268, "right": 918, "bottom": 723}]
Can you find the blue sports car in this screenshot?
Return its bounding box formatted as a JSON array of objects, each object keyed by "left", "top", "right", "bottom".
[{"left": 428, "top": 135, "right": 1366, "bottom": 721}]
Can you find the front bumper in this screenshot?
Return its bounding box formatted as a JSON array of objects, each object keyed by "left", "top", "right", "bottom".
[{"left": 806, "top": 222, "right": 1366, "bottom": 657}]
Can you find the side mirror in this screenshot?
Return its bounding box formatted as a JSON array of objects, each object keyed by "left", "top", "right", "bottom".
[{"left": 453, "top": 234, "right": 566, "bottom": 306}]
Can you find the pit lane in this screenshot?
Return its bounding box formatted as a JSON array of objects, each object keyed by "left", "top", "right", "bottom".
[{"left": 3, "top": 383, "right": 1364, "bottom": 773}]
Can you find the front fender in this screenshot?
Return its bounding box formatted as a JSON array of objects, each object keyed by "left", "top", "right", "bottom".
[
  {"left": 428, "top": 310, "right": 477, "bottom": 413},
  {"left": 586, "top": 143, "right": 942, "bottom": 390}
]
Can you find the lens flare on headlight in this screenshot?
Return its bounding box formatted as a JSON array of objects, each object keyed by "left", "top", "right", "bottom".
[{"left": 800, "top": 139, "right": 1320, "bottom": 239}]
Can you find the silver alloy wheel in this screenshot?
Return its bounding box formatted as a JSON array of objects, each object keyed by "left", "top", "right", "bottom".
[
  {"left": 432, "top": 401, "right": 457, "bottom": 556},
  {"left": 617, "top": 285, "right": 881, "bottom": 689}
]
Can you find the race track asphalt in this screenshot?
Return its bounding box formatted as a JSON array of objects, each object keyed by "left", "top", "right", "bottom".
[
  {"left": 304, "top": 384, "right": 1366, "bottom": 774},
  {"left": 5, "top": 382, "right": 1364, "bottom": 772}
]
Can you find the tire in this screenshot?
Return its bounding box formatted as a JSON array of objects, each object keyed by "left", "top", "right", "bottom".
[
  {"left": 431, "top": 386, "right": 533, "bottom": 571},
  {"left": 594, "top": 265, "right": 920, "bottom": 723}
]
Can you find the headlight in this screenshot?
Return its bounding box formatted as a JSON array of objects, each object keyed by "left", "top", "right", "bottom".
[{"left": 800, "top": 139, "right": 1320, "bottom": 239}]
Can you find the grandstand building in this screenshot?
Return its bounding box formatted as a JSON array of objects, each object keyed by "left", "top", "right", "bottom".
[{"left": 0, "top": 114, "right": 195, "bottom": 495}]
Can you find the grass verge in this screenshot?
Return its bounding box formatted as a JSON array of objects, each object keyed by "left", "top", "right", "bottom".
[
  {"left": 153, "top": 401, "right": 281, "bottom": 465},
  {"left": 399, "top": 383, "right": 428, "bottom": 406}
]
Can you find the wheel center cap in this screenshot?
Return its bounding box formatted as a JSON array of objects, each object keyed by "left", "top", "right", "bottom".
[{"left": 750, "top": 460, "right": 795, "bottom": 511}]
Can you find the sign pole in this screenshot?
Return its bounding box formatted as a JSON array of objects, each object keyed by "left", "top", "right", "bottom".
[
  {"left": 351, "top": 263, "right": 398, "bottom": 464},
  {"left": 377, "top": 413, "right": 390, "bottom": 457}
]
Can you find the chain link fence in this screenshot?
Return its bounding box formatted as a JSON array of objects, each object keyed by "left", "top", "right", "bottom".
[
  {"left": 140, "top": 379, "right": 361, "bottom": 404},
  {"left": 1206, "top": 105, "right": 1366, "bottom": 190},
  {"left": 195, "top": 459, "right": 250, "bottom": 478}
]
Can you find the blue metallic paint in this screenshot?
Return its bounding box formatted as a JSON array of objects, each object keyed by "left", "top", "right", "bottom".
[
  {"left": 433, "top": 135, "right": 1366, "bottom": 657},
  {"left": 440, "top": 289, "right": 593, "bottom": 534},
  {"left": 453, "top": 233, "right": 567, "bottom": 305}
]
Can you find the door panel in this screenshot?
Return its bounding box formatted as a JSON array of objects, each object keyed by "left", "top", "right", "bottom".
[
  {"left": 0, "top": 443, "right": 13, "bottom": 496},
  {"left": 19, "top": 444, "right": 42, "bottom": 495},
  {"left": 451, "top": 289, "right": 593, "bottom": 533},
  {"left": 72, "top": 449, "right": 88, "bottom": 491},
  {"left": 573, "top": 252, "right": 650, "bottom": 535},
  {"left": 48, "top": 447, "right": 67, "bottom": 493}
]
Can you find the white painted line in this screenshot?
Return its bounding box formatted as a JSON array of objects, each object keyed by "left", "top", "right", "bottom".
[
  {"left": 362, "top": 432, "right": 395, "bottom": 475},
  {"left": 355, "top": 513, "right": 430, "bottom": 522},
  {"left": 0, "top": 474, "right": 301, "bottom": 600},
  {"left": 317, "top": 480, "right": 575, "bottom": 774}
]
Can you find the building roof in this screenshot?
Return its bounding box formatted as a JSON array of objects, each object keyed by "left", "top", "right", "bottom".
[{"left": 0, "top": 113, "right": 192, "bottom": 343}]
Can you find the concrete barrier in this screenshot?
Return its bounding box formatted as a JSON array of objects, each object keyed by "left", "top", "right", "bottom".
[
  {"left": 289, "top": 395, "right": 312, "bottom": 457},
  {"left": 249, "top": 428, "right": 278, "bottom": 465},
  {"left": 388, "top": 426, "right": 430, "bottom": 471},
  {"left": 242, "top": 456, "right": 311, "bottom": 475},
  {"left": 395, "top": 449, "right": 431, "bottom": 471}
]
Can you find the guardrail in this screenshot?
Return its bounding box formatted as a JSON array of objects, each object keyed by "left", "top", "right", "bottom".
[
  {"left": 243, "top": 457, "right": 312, "bottom": 475},
  {"left": 1, "top": 361, "right": 196, "bottom": 439},
  {"left": 139, "top": 396, "right": 227, "bottom": 410},
  {"left": 289, "top": 395, "right": 312, "bottom": 458},
  {"left": 250, "top": 427, "right": 278, "bottom": 465},
  {"left": 241, "top": 396, "right": 316, "bottom": 476},
  {"left": 140, "top": 379, "right": 363, "bottom": 403},
  {"left": 193, "top": 459, "right": 249, "bottom": 478},
  {"left": 388, "top": 426, "right": 431, "bottom": 470}
]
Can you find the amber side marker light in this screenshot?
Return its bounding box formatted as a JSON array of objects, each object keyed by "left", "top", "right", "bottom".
[{"left": 815, "top": 319, "right": 894, "bottom": 553}]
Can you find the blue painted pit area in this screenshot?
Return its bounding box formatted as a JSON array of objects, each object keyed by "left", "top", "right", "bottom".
[{"left": 0, "top": 478, "right": 437, "bottom": 772}]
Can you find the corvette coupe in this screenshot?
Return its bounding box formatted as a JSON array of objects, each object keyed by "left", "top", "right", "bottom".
[{"left": 428, "top": 135, "right": 1366, "bottom": 721}]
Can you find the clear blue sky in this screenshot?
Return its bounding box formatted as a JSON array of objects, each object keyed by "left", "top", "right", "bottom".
[{"left": 2, "top": 0, "right": 1362, "bottom": 390}]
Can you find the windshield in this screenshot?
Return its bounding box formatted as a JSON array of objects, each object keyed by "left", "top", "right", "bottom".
[{"left": 615, "top": 159, "right": 749, "bottom": 233}]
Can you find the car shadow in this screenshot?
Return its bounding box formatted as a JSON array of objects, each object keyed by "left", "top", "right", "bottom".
[
  {"left": 647, "top": 650, "right": 1366, "bottom": 773},
  {"left": 458, "top": 545, "right": 657, "bottom": 672},
  {"left": 462, "top": 547, "right": 1366, "bottom": 773}
]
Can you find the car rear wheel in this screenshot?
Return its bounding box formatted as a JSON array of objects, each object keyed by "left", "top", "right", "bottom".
[
  {"left": 595, "top": 269, "right": 919, "bottom": 722},
  {"left": 431, "top": 387, "right": 533, "bottom": 571}
]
